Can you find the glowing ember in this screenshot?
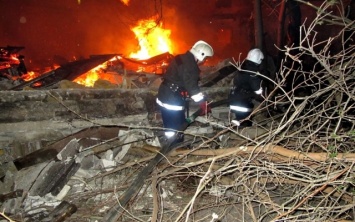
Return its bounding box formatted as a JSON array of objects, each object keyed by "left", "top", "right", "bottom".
[
  {"left": 73, "top": 63, "right": 105, "bottom": 87},
  {"left": 120, "top": 0, "right": 130, "bottom": 5},
  {"left": 129, "top": 16, "right": 173, "bottom": 60},
  {"left": 74, "top": 69, "right": 99, "bottom": 87},
  {"left": 22, "top": 71, "right": 40, "bottom": 81},
  {"left": 73, "top": 57, "right": 123, "bottom": 87}
]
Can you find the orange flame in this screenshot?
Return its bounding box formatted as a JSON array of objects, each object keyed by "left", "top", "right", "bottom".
[
  {"left": 73, "top": 62, "right": 107, "bottom": 87},
  {"left": 120, "top": 0, "right": 130, "bottom": 5},
  {"left": 24, "top": 16, "right": 174, "bottom": 88},
  {"left": 73, "top": 69, "right": 99, "bottom": 87},
  {"left": 22, "top": 71, "right": 40, "bottom": 81},
  {"left": 129, "top": 16, "right": 173, "bottom": 60},
  {"left": 73, "top": 57, "right": 123, "bottom": 87},
  {"left": 73, "top": 16, "right": 173, "bottom": 87}
]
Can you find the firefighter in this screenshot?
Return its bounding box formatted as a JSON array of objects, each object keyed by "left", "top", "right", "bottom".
[
  {"left": 156, "top": 40, "right": 214, "bottom": 144},
  {"left": 229, "top": 48, "right": 264, "bottom": 127}
]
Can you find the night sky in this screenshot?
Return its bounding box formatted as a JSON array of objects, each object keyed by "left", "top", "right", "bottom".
[
  {"left": 0, "top": 0, "right": 223, "bottom": 69},
  {"left": 1, "top": 0, "right": 345, "bottom": 71}
]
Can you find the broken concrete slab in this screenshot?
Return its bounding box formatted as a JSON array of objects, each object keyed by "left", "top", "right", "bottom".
[
  {"left": 23, "top": 194, "right": 62, "bottom": 219},
  {"left": 211, "top": 106, "right": 230, "bottom": 120},
  {"left": 79, "top": 154, "right": 101, "bottom": 170},
  {"left": 73, "top": 167, "right": 101, "bottom": 179},
  {"left": 56, "top": 138, "right": 80, "bottom": 161},
  {"left": 185, "top": 125, "right": 214, "bottom": 135},
  {"left": 13, "top": 126, "right": 122, "bottom": 170},
  {"left": 1, "top": 87, "right": 230, "bottom": 161},
  {"left": 28, "top": 159, "right": 80, "bottom": 197},
  {"left": 14, "top": 161, "right": 52, "bottom": 192},
  {"left": 0, "top": 161, "right": 17, "bottom": 194},
  {"left": 100, "top": 159, "right": 117, "bottom": 172},
  {"left": 1, "top": 196, "right": 23, "bottom": 215}
]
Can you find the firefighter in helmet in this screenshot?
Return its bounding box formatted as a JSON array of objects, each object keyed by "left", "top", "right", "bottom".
[
  {"left": 156, "top": 40, "right": 214, "bottom": 144},
  {"left": 229, "top": 48, "right": 264, "bottom": 127}
]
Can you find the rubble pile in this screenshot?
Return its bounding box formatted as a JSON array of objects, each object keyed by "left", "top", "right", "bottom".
[
  {"left": 0, "top": 127, "right": 161, "bottom": 221},
  {"left": 0, "top": 113, "right": 241, "bottom": 221},
  {"left": 0, "top": 54, "right": 239, "bottom": 221}
]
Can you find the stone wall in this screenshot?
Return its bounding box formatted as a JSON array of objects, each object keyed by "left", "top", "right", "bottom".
[{"left": 0, "top": 87, "right": 229, "bottom": 160}]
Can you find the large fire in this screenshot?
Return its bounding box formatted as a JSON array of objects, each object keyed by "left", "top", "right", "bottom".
[
  {"left": 73, "top": 57, "right": 123, "bottom": 87},
  {"left": 129, "top": 16, "right": 173, "bottom": 60},
  {"left": 7, "top": 15, "right": 173, "bottom": 88},
  {"left": 74, "top": 15, "right": 173, "bottom": 87}
]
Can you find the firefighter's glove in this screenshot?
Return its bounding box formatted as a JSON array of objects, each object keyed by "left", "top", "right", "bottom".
[{"left": 199, "top": 101, "right": 211, "bottom": 116}]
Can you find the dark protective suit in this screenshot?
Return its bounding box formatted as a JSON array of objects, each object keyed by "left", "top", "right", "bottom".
[
  {"left": 156, "top": 51, "right": 203, "bottom": 140},
  {"left": 229, "top": 60, "right": 263, "bottom": 127}
]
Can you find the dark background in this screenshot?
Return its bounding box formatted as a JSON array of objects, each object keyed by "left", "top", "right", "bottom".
[
  {"left": 1, "top": 0, "right": 247, "bottom": 70},
  {"left": 0, "top": 0, "right": 346, "bottom": 71}
]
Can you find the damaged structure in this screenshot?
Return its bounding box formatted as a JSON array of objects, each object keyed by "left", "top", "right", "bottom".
[
  {"left": 0, "top": 52, "right": 237, "bottom": 221},
  {"left": 0, "top": 46, "right": 28, "bottom": 80},
  {"left": 1, "top": 0, "right": 354, "bottom": 220}
]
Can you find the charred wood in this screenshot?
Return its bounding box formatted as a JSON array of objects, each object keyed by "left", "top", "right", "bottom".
[{"left": 10, "top": 54, "right": 119, "bottom": 90}]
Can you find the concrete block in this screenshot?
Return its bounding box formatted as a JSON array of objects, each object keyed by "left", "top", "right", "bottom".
[
  {"left": 15, "top": 161, "right": 52, "bottom": 192},
  {"left": 80, "top": 154, "right": 101, "bottom": 170},
  {"left": 185, "top": 125, "right": 214, "bottom": 135},
  {"left": 100, "top": 159, "right": 116, "bottom": 172},
  {"left": 56, "top": 138, "right": 80, "bottom": 161},
  {"left": 211, "top": 106, "right": 230, "bottom": 119},
  {"left": 29, "top": 159, "right": 80, "bottom": 197}
]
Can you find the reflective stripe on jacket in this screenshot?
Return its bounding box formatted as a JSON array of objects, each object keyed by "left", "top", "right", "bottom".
[
  {"left": 157, "top": 51, "right": 203, "bottom": 107},
  {"left": 156, "top": 98, "right": 184, "bottom": 111},
  {"left": 229, "top": 60, "right": 263, "bottom": 109},
  {"left": 229, "top": 105, "right": 252, "bottom": 112}
]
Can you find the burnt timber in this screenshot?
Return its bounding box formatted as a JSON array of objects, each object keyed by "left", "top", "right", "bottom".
[{"left": 10, "top": 54, "right": 120, "bottom": 90}]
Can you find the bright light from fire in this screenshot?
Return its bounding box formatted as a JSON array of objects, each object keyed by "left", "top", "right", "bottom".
[
  {"left": 20, "top": 15, "right": 173, "bottom": 88},
  {"left": 120, "top": 0, "right": 130, "bottom": 5},
  {"left": 22, "top": 71, "right": 39, "bottom": 82},
  {"left": 73, "top": 57, "right": 123, "bottom": 87},
  {"left": 129, "top": 16, "right": 172, "bottom": 60},
  {"left": 72, "top": 16, "right": 173, "bottom": 87},
  {"left": 74, "top": 69, "right": 99, "bottom": 87},
  {"left": 73, "top": 63, "right": 106, "bottom": 87}
]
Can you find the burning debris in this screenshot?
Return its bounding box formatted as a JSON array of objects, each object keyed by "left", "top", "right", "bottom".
[
  {"left": 0, "top": 56, "right": 237, "bottom": 221},
  {"left": 129, "top": 15, "right": 173, "bottom": 60},
  {"left": 0, "top": 16, "right": 239, "bottom": 220},
  {"left": 3, "top": 48, "right": 231, "bottom": 91},
  {"left": 18, "top": 53, "right": 174, "bottom": 90},
  {"left": 1, "top": 51, "right": 175, "bottom": 91},
  {"left": 0, "top": 46, "right": 28, "bottom": 80},
  {"left": 1, "top": 0, "right": 354, "bottom": 221},
  {"left": 0, "top": 13, "right": 176, "bottom": 91},
  {"left": 10, "top": 54, "right": 120, "bottom": 90}
]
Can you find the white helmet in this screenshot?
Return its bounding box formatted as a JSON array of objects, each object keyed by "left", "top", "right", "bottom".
[
  {"left": 190, "top": 40, "right": 214, "bottom": 63},
  {"left": 246, "top": 48, "right": 264, "bottom": 65}
]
